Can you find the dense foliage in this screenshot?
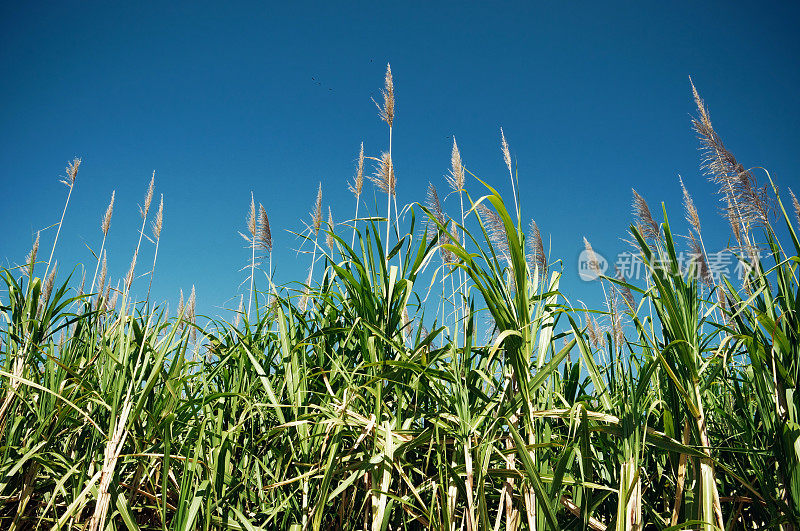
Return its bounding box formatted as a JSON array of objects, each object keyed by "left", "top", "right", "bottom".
[{"left": 1, "top": 70, "right": 798, "bottom": 530}]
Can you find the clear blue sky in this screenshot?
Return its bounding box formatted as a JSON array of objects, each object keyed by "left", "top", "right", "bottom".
[{"left": 2, "top": 1, "right": 798, "bottom": 320}]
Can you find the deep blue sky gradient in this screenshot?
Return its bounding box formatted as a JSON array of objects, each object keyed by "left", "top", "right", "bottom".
[{"left": 2, "top": 1, "right": 798, "bottom": 321}]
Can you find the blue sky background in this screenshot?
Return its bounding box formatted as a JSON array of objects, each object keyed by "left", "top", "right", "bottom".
[{"left": 2, "top": 1, "right": 798, "bottom": 323}]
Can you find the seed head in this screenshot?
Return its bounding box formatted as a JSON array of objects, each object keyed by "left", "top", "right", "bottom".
[
  {"left": 102, "top": 284, "right": 111, "bottom": 312},
  {"left": 257, "top": 203, "right": 272, "bottom": 252},
  {"left": 299, "top": 268, "right": 313, "bottom": 311},
  {"left": 188, "top": 287, "right": 197, "bottom": 341},
  {"left": 789, "top": 188, "right": 800, "bottom": 229},
  {"left": 44, "top": 262, "right": 56, "bottom": 300},
  {"left": 248, "top": 193, "right": 256, "bottom": 238},
  {"left": 688, "top": 232, "right": 712, "bottom": 287},
  {"left": 326, "top": 207, "right": 334, "bottom": 250},
  {"left": 426, "top": 183, "right": 453, "bottom": 262},
  {"left": 124, "top": 250, "right": 137, "bottom": 290},
  {"left": 313, "top": 183, "right": 323, "bottom": 235},
  {"left": 40, "top": 263, "right": 57, "bottom": 314},
  {"left": 614, "top": 266, "right": 636, "bottom": 309},
  {"left": 425, "top": 182, "right": 445, "bottom": 239},
  {"left": 369, "top": 152, "right": 395, "bottom": 197},
  {"left": 742, "top": 271, "right": 753, "bottom": 297},
  {"left": 679, "top": 177, "right": 701, "bottom": 234},
  {"left": 690, "top": 78, "right": 769, "bottom": 228},
  {"left": 78, "top": 269, "right": 86, "bottom": 297},
  {"left": 446, "top": 138, "right": 465, "bottom": 192},
  {"left": 24, "top": 232, "right": 40, "bottom": 277},
  {"left": 140, "top": 171, "right": 155, "bottom": 220},
  {"left": 716, "top": 289, "right": 729, "bottom": 324},
  {"left": 152, "top": 195, "right": 164, "bottom": 239},
  {"left": 632, "top": 189, "right": 659, "bottom": 239},
  {"left": 61, "top": 158, "right": 81, "bottom": 188},
  {"left": 374, "top": 63, "right": 395, "bottom": 127},
  {"left": 102, "top": 191, "right": 115, "bottom": 236},
  {"left": 448, "top": 219, "right": 460, "bottom": 248},
  {"left": 187, "top": 286, "right": 196, "bottom": 321},
  {"left": 108, "top": 285, "right": 118, "bottom": 313},
  {"left": 527, "top": 220, "right": 547, "bottom": 279},
  {"left": 477, "top": 203, "right": 509, "bottom": 261},
  {"left": 608, "top": 286, "right": 624, "bottom": 347},
  {"left": 97, "top": 251, "right": 107, "bottom": 299},
  {"left": 500, "top": 128, "right": 513, "bottom": 176},
  {"left": 585, "top": 311, "right": 601, "bottom": 348},
  {"left": 348, "top": 142, "right": 365, "bottom": 198}
]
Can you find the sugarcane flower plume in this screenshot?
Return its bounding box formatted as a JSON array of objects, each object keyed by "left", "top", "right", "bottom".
[
  {"left": 187, "top": 286, "right": 197, "bottom": 341},
  {"left": 446, "top": 137, "right": 465, "bottom": 192},
  {"left": 311, "top": 182, "right": 323, "bottom": 235},
  {"left": 24, "top": 232, "right": 40, "bottom": 277},
  {"left": 152, "top": 195, "right": 164, "bottom": 239},
  {"left": 690, "top": 77, "right": 769, "bottom": 228},
  {"left": 326, "top": 207, "right": 334, "bottom": 250},
  {"left": 527, "top": 219, "right": 547, "bottom": 279},
  {"left": 369, "top": 152, "right": 396, "bottom": 197},
  {"left": 102, "top": 191, "right": 115, "bottom": 236},
  {"left": 40, "top": 262, "right": 57, "bottom": 313},
  {"left": 688, "top": 232, "right": 712, "bottom": 287},
  {"left": 632, "top": 188, "right": 659, "bottom": 239},
  {"left": 248, "top": 193, "right": 256, "bottom": 238},
  {"left": 258, "top": 203, "right": 272, "bottom": 252},
  {"left": 425, "top": 182, "right": 445, "bottom": 239},
  {"left": 500, "top": 128, "right": 512, "bottom": 175},
  {"left": 477, "top": 203, "right": 509, "bottom": 261},
  {"left": 374, "top": 63, "right": 395, "bottom": 127},
  {"left": 679, "top": 176, "right": 701, "bottom": 234},
  {"left": 585, "top": 310, "right": 601, "bottom": 348},
  {"left": 789, "top": 188, "right": 800, "bottom": 229},
  {"left": 61, "top": 158, "right": 81, "bottom": 188},
  {"left": 78, "top": 269, "right": 86, "bottom": 297},
  {"left": 608, "top": 285, "right": 625, "bottom": 347},
  {"left": 97, "top": 252, "right": 107, "bottom": 300},
  {"left": 348, "top": 142, "right": 365, "bottom": 198},
  {"left": 614, "top": 266, "right": 636, "bottom": 309},
  {"left": 187, "top": 286, "right": 196, "bottom": 322},
  {"left": 124, "top": 252, "right": 137, "bottom": 290},
  {"left": 140, "top": 171, "right": 155, "bottom": 220}
]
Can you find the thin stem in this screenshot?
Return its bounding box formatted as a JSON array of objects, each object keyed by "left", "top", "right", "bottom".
[
  {"left": 90, "top": 233, "right": 107, "bottom": 295},
  {"left": 393, "top": 194, "right": 400, "bottom": 250},
  {"left": 269, "top": 251, "right": 274, "bottom": 296},
  {"left": 506, "top": 161, "right": 519, "bottom": 222},
  {"left": 385, "top": 125, "right": 393, "bottom": 261},
  {"left": 459, "top": 190, "right": 467, "bottom": 348},
  {"left": 248, "top": 236, "right": 255, "bottom": 317},
  {"left": 126, "top": 214, "right": 148, "bottom": 293},
  {"left": 352, "top": 196, "right": 360, "bottom": 248},
  {"left": 44, "top": 185, "right": 73, "bottom": 282},
  {"left": 146, "top": 237, "right": 160, "bottom": 301},
  {"left": 306, "top": 237, "right": 318, "bottom": 310},
  {"left": 449, "top": 265, "right": 457, "bottom": 347}
]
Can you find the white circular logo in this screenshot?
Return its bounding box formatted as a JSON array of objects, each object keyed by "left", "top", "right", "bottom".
[{"left": 578, "top": 249, "right": 608, "bottom": 281}]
